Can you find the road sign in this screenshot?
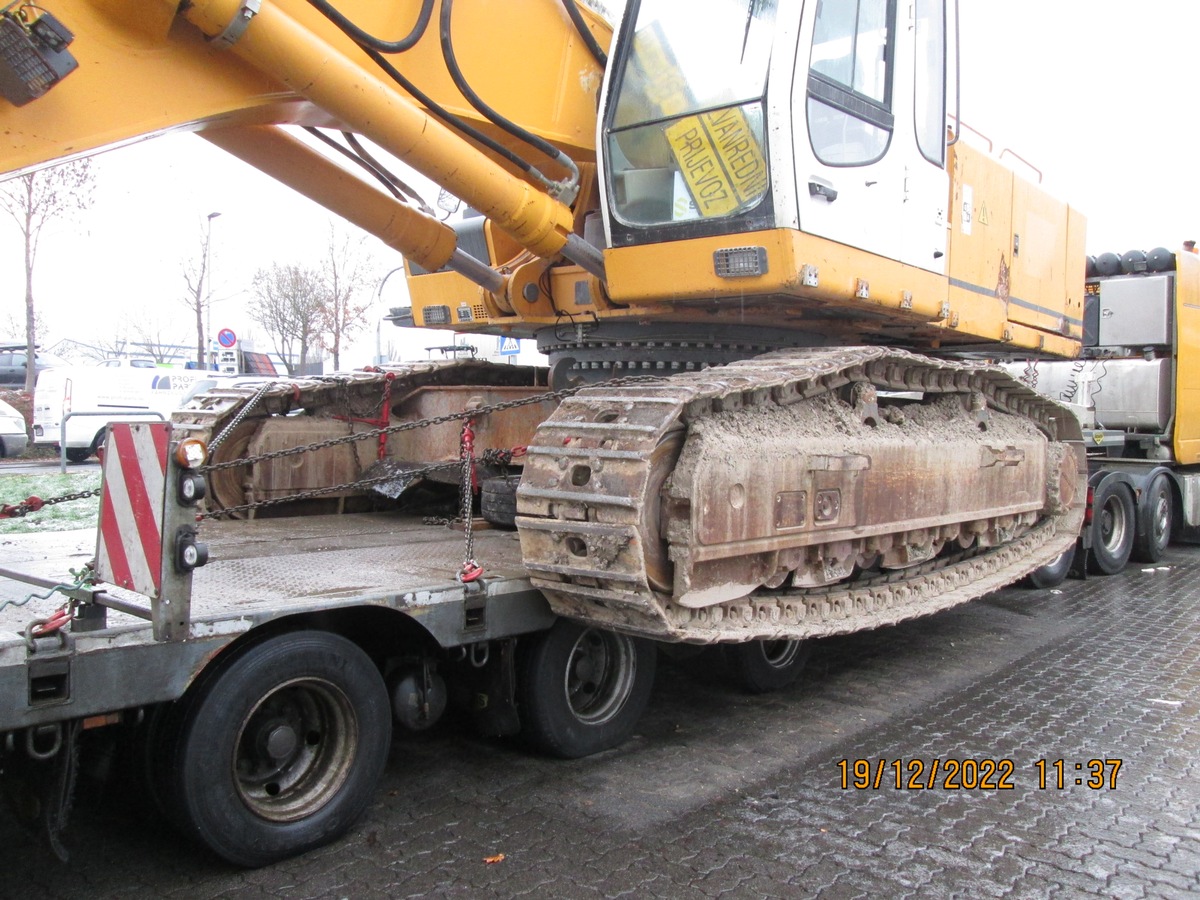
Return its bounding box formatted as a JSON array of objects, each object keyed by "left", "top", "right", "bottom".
[
  {"left": 217, "top": 328, "right": 237, "bottom": 348},
  {"left": 498, "top": 336, "right": 520, "bottom": 356}
]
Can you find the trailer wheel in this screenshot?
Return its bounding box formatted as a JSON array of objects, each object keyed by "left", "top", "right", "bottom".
[
  {"left": 1022, "top": 545, "right": 1076, "bottom": 589},
  {"left": 1088, "top": 481, "right": 1135, "bottom": 575},
  {"left": 1132, "top": 474, "right": 1172, "bottom": 563},
  {"left": 722, "top": 639, "right": 812, "bottom": 694},
  {"left": 164, "top": 632, "right": 391, "bottom": 867},
  {"left": 518, "top": 619, "right": 655, "bottom": 759}
]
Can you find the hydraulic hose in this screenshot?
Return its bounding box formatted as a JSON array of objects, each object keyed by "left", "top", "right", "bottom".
[
  {"left": 440, "top": 0, "right": 580, "bottom": 201},
  {"left": 559, "top": 0, "right": 607, "bottom": 67},
  {"left": 307, "top": 1, "right": 541, "bottom": 181},
  {"left": 305, "top": 0, "right": 434, "bottom": 53}
]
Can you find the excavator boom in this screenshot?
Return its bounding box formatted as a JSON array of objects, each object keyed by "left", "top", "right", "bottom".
[{"left": 1, "top": 0, "right": 610, "bottom": 282}]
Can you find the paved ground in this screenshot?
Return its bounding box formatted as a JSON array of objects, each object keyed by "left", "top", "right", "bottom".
[{"left": 1, "top": 544, "right": 1198, "bottom": 898}]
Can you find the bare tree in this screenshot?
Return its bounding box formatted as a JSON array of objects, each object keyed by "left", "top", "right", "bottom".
[
  {"left": 0, "top": 160, "right": 94, "bottom": 392},
  {"left": 319, "top": 226, "right": 376, "bottom": 370},
  {"left": 44, "top": 338, "right": 100, "bottom": 364},
  {"left": 249, "top": 263, "right": 326, "bottom": 376},
  {"left": 181, "top": 218, "right": 218, "bottom": 368},
  {"left": 133, "top": 315, "right": 190, "bottom": 364},
  {"left": 84, "top": 310, "right": 145, "bottom": 361},
  {"left": 1, "top": 309, "right": 45, "bottom": 345}
]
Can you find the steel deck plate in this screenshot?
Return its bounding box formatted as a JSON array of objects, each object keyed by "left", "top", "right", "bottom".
[{"left": 0, "top": 513, "right": 527, "bottom": 643}]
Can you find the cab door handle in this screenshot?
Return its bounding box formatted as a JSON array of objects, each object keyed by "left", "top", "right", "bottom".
[{"left": 808, "top": 180, "right": 838, "bottom": 202}]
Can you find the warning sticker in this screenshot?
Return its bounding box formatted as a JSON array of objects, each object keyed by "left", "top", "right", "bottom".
[{"left": 664, "top": 107, "right": 768, "bottom": 218}]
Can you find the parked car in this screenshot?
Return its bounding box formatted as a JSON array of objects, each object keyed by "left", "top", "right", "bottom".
[
  {"left": 0, "top": 398, "right": 28, "bottom": 457},
  {"left": 0, "top": 345, "right": 69, "bottom": 386}
]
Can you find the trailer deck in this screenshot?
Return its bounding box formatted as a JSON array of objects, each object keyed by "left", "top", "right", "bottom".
[{"left": 0, "top": 513, "right": 552, "bottom": 731}]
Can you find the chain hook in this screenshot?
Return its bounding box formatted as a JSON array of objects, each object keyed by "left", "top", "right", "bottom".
[
  {"left": 457, "top": 418, "right": 481, "bottom": 581},
  {"left": 1, "top": 495, "right": 44, "bottom": 519},
  {"left": 30, "top": 605, "right": 73, "bottom": 638},
  {"left": 461, "top": 418, "right": 478, "bottom": 490}
]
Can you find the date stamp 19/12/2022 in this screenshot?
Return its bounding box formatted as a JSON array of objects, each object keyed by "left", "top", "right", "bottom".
[{"left": 836, "top": 758, "right": 1123, "bottom": 791}]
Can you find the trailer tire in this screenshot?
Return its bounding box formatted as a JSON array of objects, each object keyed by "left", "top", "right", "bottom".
[
  {"left": 1022, "top": 545, "right": 1076, "bottom": 589},
  {"left": 1088, "top": 480, "right": 1135, "bottom": 575},
  {"left": 481, "top": 474, "right": 520, "bottom": 528},
  {"left": 518, "top": 619, "right": 655, "bottom": 759},
  {"left": 722, "top": 639, "right": 812, "bottom": 694},
  {"left": 1132, "top": 473, "right": 1172, "bottom": 563},
  {"left": 164, "top": 631, "right": 391, "bottom": 867}
]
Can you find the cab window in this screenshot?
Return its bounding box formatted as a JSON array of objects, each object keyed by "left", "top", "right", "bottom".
[
  {"left": 605, "top": 0, "right": 777, "bottom": 229},
  {"left": 914, "top": 0, "right": 947, "bottom": 166},
  {"left": 806, "top": 0, "right": 895, "bottom": 166}
]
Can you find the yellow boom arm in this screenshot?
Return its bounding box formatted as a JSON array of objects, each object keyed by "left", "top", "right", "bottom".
[{"left": 0, "top": 0, "right": 610, "bottom": 283}]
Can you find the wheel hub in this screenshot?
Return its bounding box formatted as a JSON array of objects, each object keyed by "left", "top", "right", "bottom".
[
  {"left": 564, "top": 630, "right": 635, "bottom": 725},
  {"left": 264, "top": 723, "right": 299, "bottom": 761},
  {"left": 234, "top": 678, "right": 358, "bottom": 823}
]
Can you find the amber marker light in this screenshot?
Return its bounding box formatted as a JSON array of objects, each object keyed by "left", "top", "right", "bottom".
[{"left": 174, "top": 438, "right": 209, "bottom": 469}]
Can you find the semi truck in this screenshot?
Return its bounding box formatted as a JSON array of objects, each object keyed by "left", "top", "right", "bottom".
[
  {"left": 1005, "top": 247, "right": 1200, "bottom": 580},
  {"left": 0, "top": 0, "right": 1192, "bottom": 867}
]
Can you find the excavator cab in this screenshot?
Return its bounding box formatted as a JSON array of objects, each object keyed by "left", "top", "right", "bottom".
[{"left": 600, "top": 0, "right": 950, "bottom": 274}]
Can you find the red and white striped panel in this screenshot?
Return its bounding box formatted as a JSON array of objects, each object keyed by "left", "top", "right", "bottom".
[{"left": 96, "top": 422, "right": 170, "bottom": 598}]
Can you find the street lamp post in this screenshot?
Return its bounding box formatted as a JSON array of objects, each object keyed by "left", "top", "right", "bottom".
[
  {"left": 205, "top": 211, "right": 222, "bottom": 368},
  {"left": 376, "top": 265, "right": 406, "bottom": 365}
]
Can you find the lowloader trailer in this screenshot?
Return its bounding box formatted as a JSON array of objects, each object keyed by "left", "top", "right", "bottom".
[{"left": 0, "top": 421, "right": 659, "bottom": 867}]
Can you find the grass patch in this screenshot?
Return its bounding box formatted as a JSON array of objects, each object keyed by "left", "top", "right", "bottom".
[{"left": 0, "top": 473, "right": 101, "bottom": 533}]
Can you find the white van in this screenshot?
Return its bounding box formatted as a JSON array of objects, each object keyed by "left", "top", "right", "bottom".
[{"left": 33, "top": 365, "right": 224, "bottom": 461}]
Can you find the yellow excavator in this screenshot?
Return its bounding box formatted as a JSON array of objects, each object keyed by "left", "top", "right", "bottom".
[{"left": 1, "top": 0, "right": 1088, "bottom": 644}]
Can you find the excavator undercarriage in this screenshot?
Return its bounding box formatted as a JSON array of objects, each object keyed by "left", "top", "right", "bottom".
[
  {"left": 176, "top": 348, "right": 1086, "bottom": 643},
  {"left": 517, "top": 347, "right": 1086, "bottom": 641},
  {"left": 175, "top": 360, "right": 555, "bottom": 516}
]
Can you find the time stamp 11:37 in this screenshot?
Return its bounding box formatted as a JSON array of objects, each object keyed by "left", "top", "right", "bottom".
[{"left": 837, "top": 758, "right": 1123, "bottom": 791}]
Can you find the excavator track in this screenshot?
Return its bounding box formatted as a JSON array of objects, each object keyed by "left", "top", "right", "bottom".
[
  {"left": 173, "top": 360, "right": 552, "bottom": 516},
  {"left": 516, "top": 348, "right": 1087, "bottom": 643}
]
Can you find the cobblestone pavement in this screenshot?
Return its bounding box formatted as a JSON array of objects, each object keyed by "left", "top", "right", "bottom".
[{"left": 2, "top": 547, "right": 1198, "bottom": 898}]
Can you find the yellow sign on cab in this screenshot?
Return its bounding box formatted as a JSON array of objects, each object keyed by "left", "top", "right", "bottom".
[{"left": 665, "top": 108, "right": 768, "bottom": 218}]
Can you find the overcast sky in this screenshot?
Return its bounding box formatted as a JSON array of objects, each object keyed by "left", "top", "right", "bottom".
[{"left": 1, "top": 0, "right": 1197, "bottom": 367}]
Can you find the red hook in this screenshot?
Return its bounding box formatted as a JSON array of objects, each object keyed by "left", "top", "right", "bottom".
[{"left": 32, "top": 607, "right": 72, "bottom": 637}]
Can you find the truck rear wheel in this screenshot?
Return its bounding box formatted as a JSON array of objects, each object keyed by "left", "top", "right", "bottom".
[
  {"left": 1022, "top": 545, "right": 1076, "bottom": 589},
  {"left": 722, "top": 639, "right": 812, "bottom": 694},
  {"left": 64, "top": 447, "right": 91, "bottom": 463},
  {"left": 1088, "top": 480, "right": 1135, "bottom": 575},
  {"left": 518, "top": 619, "right": 655, "bottom": 759},
  {"left": 162, "top": 631, "right": 391, "bottom": 867},
  {"left": 1132, "top": 474, "right": 1172, "bottom": 563}
]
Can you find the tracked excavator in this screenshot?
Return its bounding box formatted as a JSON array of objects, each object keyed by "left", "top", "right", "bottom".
[{"left": 0, "top": 0, "right": 1088, "bottom": 645}]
